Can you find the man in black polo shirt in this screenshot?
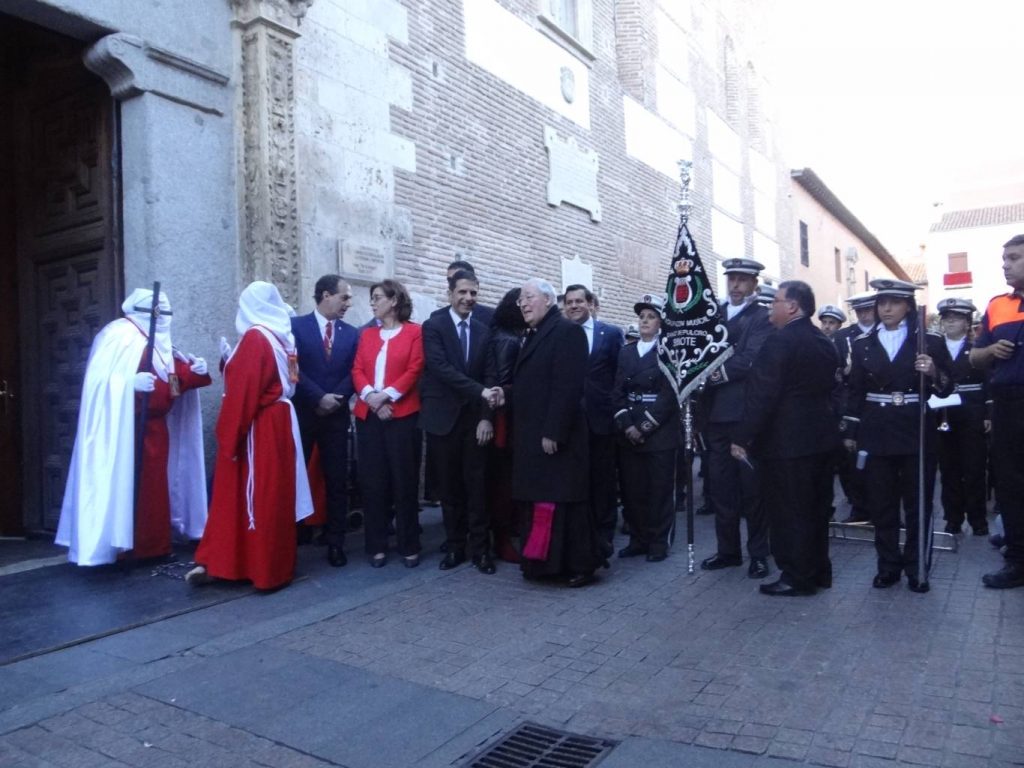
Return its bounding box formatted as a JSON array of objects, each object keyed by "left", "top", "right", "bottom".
[{"left": 971, "top": 234, "right": 1024, "bottom": 589}]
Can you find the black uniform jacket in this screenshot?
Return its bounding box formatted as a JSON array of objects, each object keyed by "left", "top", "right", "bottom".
[
  {"left": 732, "top": 316, "right": 841, "bottom": 459},
  {"left": 507, "top": 306, "right": 589, "bottom": 502},
  {"left": 946, "top": 339, "right": 991, "bottom": 424},
  {"left": 419, "top": 310, "right": 492, "bottom": 436},
  {"left": 612, "top": 341, "right": 681, "bottom": 453},
  {"left": 844, "top": 327, "right": 954, "bottom": 456},
  {"left": 704, "top": 301, "right": 773, "bottom": 423}
]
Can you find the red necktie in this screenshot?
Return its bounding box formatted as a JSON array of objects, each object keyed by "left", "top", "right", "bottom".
[{"left": 324, "top": 321, "right": 333, "bottom": 360}]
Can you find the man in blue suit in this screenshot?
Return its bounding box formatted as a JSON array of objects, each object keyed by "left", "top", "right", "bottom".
[
  {"left": 564, "top": 284, "right": 624, "bottom": 555},
  {"left": 292, "top": 275, "right": 359, "bottom": 567}
]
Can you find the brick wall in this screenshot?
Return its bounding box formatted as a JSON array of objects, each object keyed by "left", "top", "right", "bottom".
[{"left": 295, "top": 0, "right": 793, "bottom": 329}]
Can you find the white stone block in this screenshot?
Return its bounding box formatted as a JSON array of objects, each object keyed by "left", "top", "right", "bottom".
[
  {"left": 655, "top": 65, "right": 695, "bottom": 137},
  {"left": 754, "top": 191, "right": 775, "bottom": 237},
  {"left": 388, "top": 63, "right": 413, "bottom": 112},
  {"left": 711, "top": 207, "right": 745, "bottom": 260},
  {"left": 712, "top": 160, "right": 741, "bottom": 217},
  {"left": 463, "top": 0, "right": 591, "bottom": 128},
  {"left": 317, "top": 79, "right": 393, "bottom": 125},
  {"left": 753, "top": 232, "right": 781, "bottom": 279},
  {"left": 623, "top": 95, "right": 692, "bottom": 180},
  {"left": 330, "top": 0, "right": 409, "bottom": 44},
  {"left": 309, "top": 2, "right": 388, "bottom": 56},
  {"left": 655, "top": 7, "right": 689, "bottom": 82},
  {"left": 749, "top": 149, "right": 775, "bottom": 195},
  {"left": 707, "top": 111, "right": 740, "bottom": 172}
]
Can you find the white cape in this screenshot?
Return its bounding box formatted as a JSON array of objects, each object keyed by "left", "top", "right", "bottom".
[{"left": 55, "top": 318, "right": 207, "bottom": 565}]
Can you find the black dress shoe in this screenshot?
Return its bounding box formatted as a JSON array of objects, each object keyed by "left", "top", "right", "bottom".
[
  {"left": 759, "top": 579, "right": 815, "bottom": 596},
  {"left": 748, "top": 558, "right": 770, "bottom": 579},
  {"left": 646, "top": 552, "right": 667, "bottom": 563},
  {"left": 370, "top": 553, "right": 387, "bottom": 568},
  {"left": 701, "top": 553, "right": 742, "bottom": 570},
  {"left": 439, "top": 550, "right": 466, "bottom": 570},
  {"left": 403, "top": 554, "right": 420, "bottom": 568},
  {"left": 618, "top": 543, "right": 647, "bottom": 558},
  {"left": 566, "top": 572, "right": 595, "bottom": 588},
  {"left": 472, "top": 553, "right": 496, "bottom": 574},
  {"left": 872, "top": 571, "right": 899, "bottom": 588},
  {"left": 982, "top": 564, "right": 1024, "bottom": 589},
  {"left": 972, "top": 526, "right": 989, "bottom": 536},
  {"left": 906, "top": 574, "right": 930, "bottom": 593},
  {"left": 327, "top": 546, "right": 347, "bottom": 567}
]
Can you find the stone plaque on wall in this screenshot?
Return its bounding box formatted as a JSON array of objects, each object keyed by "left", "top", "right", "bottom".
[
  {"left": 544, "top": 126, "right": 602, "bottom": 222},
  {"left": 338, "top": 240, "right": 393, "bottom": 283},
  {"left": 560, "top": 254, "right": 594, "bottom": 293}
]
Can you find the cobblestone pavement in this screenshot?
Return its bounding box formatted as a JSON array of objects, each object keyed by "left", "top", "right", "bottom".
[{"left": 1, "top": 500, "right": 1022, "bottom": 768}]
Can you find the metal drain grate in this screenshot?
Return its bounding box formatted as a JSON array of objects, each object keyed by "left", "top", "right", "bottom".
[{"left": 463, "top": 722, "right": 618, "bottom": 768}]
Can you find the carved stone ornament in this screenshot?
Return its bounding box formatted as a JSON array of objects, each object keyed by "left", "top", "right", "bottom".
[
  {"left": 84, "top": 33, "right": 230, "bottom": 115},
  {"left": 232, "top": 0, "right": 307, "bottom": 305},
  {"left": 559, "top": 66, "right": 575, "bottom": 104}
]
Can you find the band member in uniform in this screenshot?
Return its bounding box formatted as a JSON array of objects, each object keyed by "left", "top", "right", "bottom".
[
  {"left": 832, "top": 292, "right": 876, "bottom": 523},
  {"left": 613, "top": 294, "right": 680, "bottom": 562},
  {"left": 843, "top": 279, "right": 953, "bottom": 593},
  {"left": 935, "top": 298, "right": 990, "bottom": 536},
  {"left": 972, "top": 234, "right": 1024, "bottom": 589},
  {"left": 817, "top": 304, "right": 846, "bottom": 338},
  {"left": 732, "top": 281, "right": 841, "bottom": 595},
  {"left": 700, "top": 258, "right": 774, "bottom": 578}
]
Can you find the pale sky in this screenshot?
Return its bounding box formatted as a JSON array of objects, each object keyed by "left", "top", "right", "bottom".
[{"left": 761, "top": 0, "right": 1024, "bottom": 260}]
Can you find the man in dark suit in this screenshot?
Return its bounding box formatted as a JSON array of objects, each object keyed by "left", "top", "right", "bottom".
[
  {"left": 700, "top": 258, "right": 774, "bottom": 578},
  {"left": 434, "top": 260, "right": 495, "bottom": 327},
  {"left": 291, "top": 275, "right": 359, "bottom": 567},
  {"left": 503, "top": 278, "right": 599, "bottom": 587},
  {"left": 731, "top": 281, "right": 842, "bottom": 595},
  {"left": 563, "top": 284, "right": 624, "bottom": 553},
  {"left": 420, "top": 270, "right": 497, "bottom": 573}
]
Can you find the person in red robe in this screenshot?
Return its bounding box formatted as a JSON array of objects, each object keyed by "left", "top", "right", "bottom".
[
  {"left": 133, "top": 353, "right": 211, "bottom": 559},
  {"left": 188, "top": 282, "right": 314, "bottom": 590},
  {"left": 57, "top": 288, "right": 210, "bottom": 566}
]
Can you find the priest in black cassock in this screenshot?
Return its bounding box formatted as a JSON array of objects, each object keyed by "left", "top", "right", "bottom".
[{"left": 504, "top": 278, "right": 601, "bottom": 587}]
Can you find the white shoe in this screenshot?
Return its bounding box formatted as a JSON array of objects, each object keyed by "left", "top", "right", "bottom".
[{"left": 185, "top": 565, "right": 212, "bottom": 586}]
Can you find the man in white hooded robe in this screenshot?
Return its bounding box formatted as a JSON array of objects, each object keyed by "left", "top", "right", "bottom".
[{"left": 56, "top": 288, "right": 210, "bottom": 565}]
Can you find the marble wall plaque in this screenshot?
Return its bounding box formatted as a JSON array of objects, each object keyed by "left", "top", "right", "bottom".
[
  {"left": 544, "top": 126, "right": 602, "bottom": 222},
  {"left": 338, "top": 239, "right": 393, "bottom": 283}
]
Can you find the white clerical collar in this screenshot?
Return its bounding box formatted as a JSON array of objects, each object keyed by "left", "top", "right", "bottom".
[{"left": 449, "top": 307, "right": 472, "bottom": 328}]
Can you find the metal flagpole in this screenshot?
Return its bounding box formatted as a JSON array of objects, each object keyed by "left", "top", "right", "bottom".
[
  {"left": 916, "top": 305, "right": 928, "bottom": 588},
  {"left": 685, "top": 399, "right": 696, "bottom": 574}
]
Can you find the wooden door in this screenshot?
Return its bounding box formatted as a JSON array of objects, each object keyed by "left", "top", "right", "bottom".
[{"left": 6, "top": 17, "right": 120, "bottom": 533}]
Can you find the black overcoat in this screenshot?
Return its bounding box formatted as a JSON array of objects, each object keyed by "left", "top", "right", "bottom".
[{"left": 508, "top": 306, "right": 589, "bottom": 502}]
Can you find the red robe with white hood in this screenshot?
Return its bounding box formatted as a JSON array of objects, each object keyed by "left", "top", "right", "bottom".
[{"left": 195, "top": 281, "right": 313, "bottom": 589}]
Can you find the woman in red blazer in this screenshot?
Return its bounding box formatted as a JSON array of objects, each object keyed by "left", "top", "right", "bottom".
[{"left": 353, "top": 279, "right": 425, "bottom": 567}]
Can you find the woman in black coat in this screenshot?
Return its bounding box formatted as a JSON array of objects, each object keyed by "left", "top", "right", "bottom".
[
  {"left": 843, "top": 279, "right": 953, "bottom": 592},
  {"left": 482, "top": 288, "right": 527, "bottom": 562}
]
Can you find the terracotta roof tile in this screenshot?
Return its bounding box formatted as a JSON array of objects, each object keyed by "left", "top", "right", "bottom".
[{"left": 930, "top": 202, "right": 1024, "bottom": 232}]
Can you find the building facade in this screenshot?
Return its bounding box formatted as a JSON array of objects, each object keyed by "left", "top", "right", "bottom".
[
  {"left": 1, "top": 0, "right": 792, "bottom": 534},
  {"left": 790, "top": 168, "right": 910, "bottom": 311},
  {"left": 925, "top": 202, "right": 1024, "bottom": 311}
]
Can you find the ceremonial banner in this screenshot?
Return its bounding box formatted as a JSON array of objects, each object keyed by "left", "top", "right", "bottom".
[{"left": 657, "top": 219, "right": 732, "bottom": 403}]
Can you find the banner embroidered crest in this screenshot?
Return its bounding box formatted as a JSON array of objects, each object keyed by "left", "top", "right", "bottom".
[{"left": 657, "top": 215, "right": 732, "bottom": 403}]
